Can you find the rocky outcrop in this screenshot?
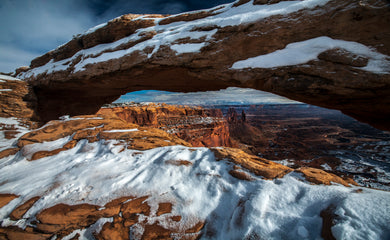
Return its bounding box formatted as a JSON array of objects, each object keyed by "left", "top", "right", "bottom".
[
  {"left": 15, "top": 113, "right": 191, "bottom": 161},
  {"left": 0, "top": 75, "right": 36, "bottom": 128},
  {"left": 0, "top": 195, "right": 204, "bottom": 240},
  {"left": 98, "top": 103, "right": 232, "bottom": 147},
  {"left": 17, "top": 0, "right": 390, "bottom": 130}
]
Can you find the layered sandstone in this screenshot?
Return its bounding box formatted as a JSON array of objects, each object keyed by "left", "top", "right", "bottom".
[
  {"left": 0, "top": 75, "right": 36, "bottom": 128},
  {"left": 98, "top": 103, "right": 232, "bottom": 147},
  {"left": 17, "top": 0, "right": 390, "bottom": 131}
]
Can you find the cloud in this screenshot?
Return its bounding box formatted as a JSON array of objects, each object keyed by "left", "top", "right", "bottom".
[
  {"left": 0, "top": 45, "right": 41, "bottom": 73},
  {"left": 0, "top": 0, "right": 95, "bottom": 72}
]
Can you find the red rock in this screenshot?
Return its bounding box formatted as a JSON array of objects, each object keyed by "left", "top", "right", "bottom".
[
  {"left": 9, "top": 196, "right": 40, "bottom": 220},
  {"left": 98, "top": 104, "right": 232, "bottom": 147},
  {"left": 295, "top": 167, "right": 357, "bottom": 187},
  {"left": 0, "top": 148, "right": 19, "bottom": 159},
  {"left": 30, "top": 148, "right": 67, "bottom": 161},
  {"left": 320, "top": 205, "right": 337, "bottom": 240},
  {"left": 121, "top": 196, "right": 150, "bottom": 219},
  {"left": 95, "top": 222, "right": 128, "bottom": 240},
  {"left": 318, "top": 48, "right": 369, "bottom": 67},
  {"left": 0, "top": 76, "right": 35, "bottom": 125},
  {"left": 156, "top": 203, "right": 173, "bottom": 216},
  {"left": 0, "top": 194, "right": 18, "bottom": 209},
  {"left": 212, "top": 147, "right": 293, "bottom": 179},
  {"left": 35, "top": 203, "right": 101, "bottom": 235},
  {"left": 142, "top": 223, "right": 173, "bottom": 240},
  {"left": 229, "top": 170, "right": 254, "bottom": 181},
  {"left": 165, "top": 160, "right": 193, "bottom": 166},
  {"left": 0, "top": 226, "right": 51, "bottom": 240}
]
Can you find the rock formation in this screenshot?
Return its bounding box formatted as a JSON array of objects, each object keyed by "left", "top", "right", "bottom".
[
  {"left": 0, "top": 75, "right": 36, "bottom": 128},
  {"left": 1, "top": 1, "right": 390, "bottom": 239},
  {"left": 98, "top": 103, "right": 232, "bottom": 147},
  {"left": 17, "top": 0, "right": 390, "bottom": 130}
]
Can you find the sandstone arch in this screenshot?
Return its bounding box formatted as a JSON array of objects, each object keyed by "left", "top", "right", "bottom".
[{"left": 18, "top": 0, "right": 390, "bottom": 130}]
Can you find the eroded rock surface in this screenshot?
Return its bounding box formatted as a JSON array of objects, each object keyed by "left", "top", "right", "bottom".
[
  {"left": 17, "top": 0, "right": 390, "bottom": 130},
  {"left": 98, "top": 103, "right": 232, "bottom": 147},
  {"left": 0, "top": 75, "right": 36, "bottom": 128}
]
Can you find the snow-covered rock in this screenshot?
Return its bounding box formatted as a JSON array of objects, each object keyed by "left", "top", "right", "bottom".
[{"left": 15, "top": 0, "right": 390, "bottom": 131}]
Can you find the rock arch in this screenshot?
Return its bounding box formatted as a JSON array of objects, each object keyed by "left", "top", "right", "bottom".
[{"left": 18, "top": 0, "right": 390, "bottom": 130}]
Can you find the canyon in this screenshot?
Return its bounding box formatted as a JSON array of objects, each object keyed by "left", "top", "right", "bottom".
[{"left": 1, "top": 0, "right": 390, "bottom": 239}]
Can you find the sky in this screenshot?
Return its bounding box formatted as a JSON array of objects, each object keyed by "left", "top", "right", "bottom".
[
  {"left": 0, "top": 0, "right": 233, "bottom": 73},
  {"left": 115, "top": 88, "right": 301, "bottom": 105}
]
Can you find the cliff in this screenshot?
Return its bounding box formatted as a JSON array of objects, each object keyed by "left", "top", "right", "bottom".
[
  {"left": 17, "top": 0, "right": 390, "bottom": 131},
  {"left": 98, "top": 103, "right": 232, "bottom": 147}
]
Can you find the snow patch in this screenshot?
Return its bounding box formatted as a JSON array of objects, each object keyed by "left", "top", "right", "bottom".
[
  {"left": 170, "top": 43, "right": 206, "bottom": 54},
  {"left": 84, "top": 22, "right": 107, "bottom": 35},
  {"left": 0, "top": 74, "right": 22, "bottom": 81},
  {"left": 231, "top": 36, "right": 390, "bottom": 74}
]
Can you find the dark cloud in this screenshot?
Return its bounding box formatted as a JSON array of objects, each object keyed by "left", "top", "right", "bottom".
[{"left": 0, "top": 0, "right": 233, "bottom": 73}]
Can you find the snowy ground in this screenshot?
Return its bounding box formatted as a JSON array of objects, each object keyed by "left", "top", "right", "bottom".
[{"left": 0, "top": 118, "right": 389, "bottom": 239}]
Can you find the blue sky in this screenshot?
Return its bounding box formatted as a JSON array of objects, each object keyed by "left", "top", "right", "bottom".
[
  {"left": 0, "top": 0, "right": 232, "bottom": 73},
  {"left": 115, "top": 88, "right": 301, "bottom": 105}
]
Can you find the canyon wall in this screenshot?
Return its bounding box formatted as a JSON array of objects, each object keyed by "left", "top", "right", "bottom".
[{"left": 98, "top": 104, "right": 232, "bottom": 147}]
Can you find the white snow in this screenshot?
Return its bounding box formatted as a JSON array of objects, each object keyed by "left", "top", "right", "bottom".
[
  {"left": 84, "top": 22, "right": 107, "bottom": 35},
  {"left": 0, "top": 74, "right": 21, "bottom": 81},
  {"left": 231, "top": 36, "right": 390, "bottom": 74},
  {"left": 170, "top": 43, "right": 206, "bottom": 54},
  {"left": 0, "top": 89, "right": 12, "bottom": 92},
  {"left": 0, "top": 117, "right": 29, "bottom": 152},
  {"left": 18, "top": 0, "right": 330, "bottom": 79},
  {"left": 321, "top": 163, "right": 332, "bottom": 171},
  {"left": 0, "top": 134, "right": 389, "bottom": 239}
]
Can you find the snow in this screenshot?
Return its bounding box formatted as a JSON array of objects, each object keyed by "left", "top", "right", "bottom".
[
  {"left": 0, "top": 89, "right": 12, "bottom": 92},
  {"left": 0, "top": 74, "right": 21, "bottom": 81},
  {"left": 0, "top": 117, "right": 29, "bottom": 152},
  {"left": 19, "top": 0, "right": 330, "bottom": 79},
  {"left": 84, "top": 22, "right": 107, "bottom": 35},
  {"left": 170, "top": 43, "right": 206, "bottom": 54},
  {"left": 321, "top": 163, "right": 332, "bottom": 171},
  {"left": 0, "top": 133, "right": 389, "bottom": 239},
  {"left": 231, "top": 36, "right": 390, "bottom": 74},
  {"left": 115, "top": 87, "right": 301, "bottom": 105}
]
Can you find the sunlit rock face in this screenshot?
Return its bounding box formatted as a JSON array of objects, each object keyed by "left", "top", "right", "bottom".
[
  {"left": 17, "top": 0, "right": 390, "bottom": 130},
  {"left": 98, "top": 103, "right": 233, "bottom": 147}
]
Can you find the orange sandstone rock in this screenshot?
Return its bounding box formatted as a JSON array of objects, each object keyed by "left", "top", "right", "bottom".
[
  {"left": 212, "top": 147, "right": 293, "bottom": 179},
  {"left": 296, "top": 167, "right": 357, "bottom": 187}
]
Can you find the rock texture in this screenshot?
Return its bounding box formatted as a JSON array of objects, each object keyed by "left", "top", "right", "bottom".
[
  {"left": 98, "top": 103, "right": 232, "bottom": 147},
  {"left": 0, "top": 75, "right": 36, "bottom": 128},
  {"left": 0, "top": 195, "right": 204, "bottom": 240},
  {"left": 17, "top": 0, "right": 390, "bottom": 130},
  {"left": 16, "top": 113, "right": 191, "bottom": 161}
]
